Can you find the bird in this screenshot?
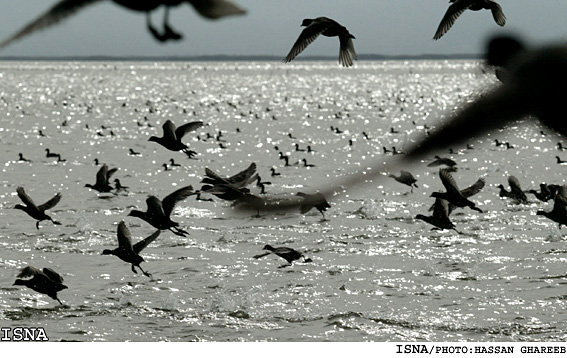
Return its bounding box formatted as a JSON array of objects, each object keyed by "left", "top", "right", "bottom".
[
  {"left": 270, "top": 168, "right": 281, "bottom": 177},
  {"left": 427, "top": 155, "right": 457, "bottom": 168},
  {"left": 148, "top": 120, "right": 203, "bottom": 158},
  {"left": 129, "top": 148, "right": 141, "bottom": 156},
  {"left": 537, "top": 186, "right": 567, "bottom": 229},
  {"left": 433, "top": 0, "right": 506, "bottom": 40},
  {"left": 169, "top": 158, "right": 181, "bottom": 167},
  {"left": 253, "top": 245, "right": 310, "bottom": 268},
  {"left": 200, "top": 162, "right": 258, "bottom": 189},
  {"left": 296, "top": 192, "right": 331, "bottom": 220},
  {"left": 0, "top": 0, "right": 246, "bottom": 49},
  {"left": 389, "top": 171, "right": 418, "bottom": 193},
  {"left": 18, "top": 153, "right": 31, "bottom": 162},
  {"left": 256, "top": 176, "right": 272, "bottom": 194},
  {"left": 45, "top": 148, "right": 59, "bottom": 158},
  {"left": 13, "top": 266, "right": 67, "bottom": 305},
  {"left": 85, "top": 164, "right": 118, "bottom": 193},
  {"left": 416, "top": 198, "right": 461, "bottom": 234},
  {"left": 128, "top": 186, "right": 195, "bottom": 237},
  {"left": 558, "top": 143, "right": 566, "bottom": 151},
  {"left": 301, "top": 159, "right": 315, "bottom": 168},
  {"left": 528, "top": 183, "right": 558, "bottom": 202},
  {"left": 283, "top": 17, "right": 357, "bottom": 67},
  {"left": 102, "top": 221, "right": 160, "bottom": 277},
  {"left": 556, "top": 156, "right": 567, "bottom": 164},
  {"left": 15, "top": 187, "right": 62, "bottom": 229},
  {"left": 428, "top": 177, "right": 485, "bottom": 214},
  {"left": 431, "top": 169, "right": 483, "bottom": 213},
  {"left": 295, "top": 144, "right": 305, "bottom": 152},
  {"left": 498, "top": 175, "right": 528, "bottom": 204},
  {"left": 113, "top": 178, "right": 129, "bottom": 192}
]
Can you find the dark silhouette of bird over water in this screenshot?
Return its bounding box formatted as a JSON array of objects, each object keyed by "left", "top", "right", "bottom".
[
  {"left": 18, "top": 153, "right": 31, "bottom": 162},
  {"left": 537, "top": 186, "right": 567, "bottom": 229},
  {"left": 431, "top": 169, "right": 483, "bottom": 213},
  {"left": 416, "top": 198, "right": 462, "bottom": 234},
  {"left": 15, "top": 187, "right": 62, "bottom": 229},
  {"left": 283, "top": 17, "right": 357, "bottom": 67},
  {"left": 253, "top": 245, "right": 311, "bottom": 268},
  {"left": 85, "top": 164, "right": 118, "bottom": 193},
  {"left": 102, "top": 221, "right": 160, "bottom": 277},
  {"left": 128, "top": 185, "right": 195, "bottom": 237},
  {"left": 13, "top": 266, "right": 67, "bottom": 305},
  {"left": 296, "top": 192, "right": 331, "bottom": 220},
  {"left": 427, "top": 155, "right": 457, "bottom": 168},
  {"left": 0, "top": 0, "right": 246, "bottom": 48},
  {"left": 149, "top": 120, "right": 203, "bottom": 158},
  {"left": 389, "top": 171, "right": 418, "bottom": 193},
  {"left": 528, "top": 183, "right": 559, "bottom": 203},
  {"left": 238, "top": 36, "right": 567, "bottom": 216},
  {"left": 498, "top": 175, "right": 528, "bottom": 204},
  {"left": 433, "top": 0, "right": 506, "bottom": 40},
  {"left": 428, "top": 177, "right": 485, "bottom": 214}
]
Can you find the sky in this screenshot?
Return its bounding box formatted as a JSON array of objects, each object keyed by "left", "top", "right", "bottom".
[{"left": 0, "top": 0, "right": 565, "bottom": 58}]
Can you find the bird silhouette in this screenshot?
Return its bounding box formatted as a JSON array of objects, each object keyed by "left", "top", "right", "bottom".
[
  {"left": 102, "top": 221, "right": 160, "bottom": 277},
  {"left": 416, "top": 198, "right": 461, "bottom": 234},
  {"left": 149, "top": 120, "right": 203, "bottom": 158},
  {"left": 253, "top": 245, "right": 310, "bottom": 268},
  {"left": 296, "top": 192, "right": 331, "bottom": 220},
  {"left": 283, "top": 17, "right": 357, "bottom": 67},
  {"left": 85, "top": 164, "right": 118, "bottom": 193},
  {"left": 389, "top": 171, "right": 418, "bottom": 193},
  {"left": 13, "top": 266, "right": 67, "bottom": 305},
  {"left": 433, "top": 0, "right": 506, "bottom": 40},
  {"left": 498, "top": 175, "right": 528, "bottom": 204},
  {"left": 0, "top": 0, "right": 246, "bottom": 49},
  {"left": 128, "top": 186, "right": 195, "bottom": 236},
  {"left": 15, "top": 187, "right": 62, "bottom": 229},
  {"left": 537, "top": 186, "right": 567, "bottom": 229},
  {"left": 431, "top": 169, "right": 483, "bottom": 213}
]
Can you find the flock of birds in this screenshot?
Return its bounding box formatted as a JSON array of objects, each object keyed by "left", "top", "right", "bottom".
[{"left": 6, "top": 0, "right": 567, "bottom": 310}]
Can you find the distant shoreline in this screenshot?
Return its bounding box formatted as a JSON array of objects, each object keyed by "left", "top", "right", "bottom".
[{"left": 0, "top": 53, "right": 481, "bottom": 62}]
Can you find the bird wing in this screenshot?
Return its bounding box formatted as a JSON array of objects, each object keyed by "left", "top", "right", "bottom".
[
  {"left": 433, "top": 0, "right": 475, "bottom": 40},
  {"left": 432, "top": 198, "right": 450, "bottom": 220},
  {"left": 116, "top": 220, "right": 134, "bottom": 251},
  {"left": 338, "top": 35, "right": 357, "bottom": 67},
  {"left": 42, "top": 268, "right": 64, "bottom": 284},
  {"left": 106, "top": 167, "right": 118, "bottom": 182},
  {"left": 17, "top": 266, "right": 43, "bottom": 278},
  {"left": 508, "top": 175, "right": 523, "bottom": 193},
  {"left": 186, "top": 0, "right": 246, "bottom": 19},
  {"left": 175, "top": 121, "right": 203, "bottom": 141},
  {"left": 460, "top": 178, "right": 486, "bottom": 198},
  {"left": 146, "top": 196, "right": 166, "bottom": 219},
  {"left": 37, "top": 192, "right": 62, "bottom": 212},
  {"left": 283, "top": 19, "right": 329, "bottom": 63},
  {"left": 227, "top": 163, "right": 257, "bottom": 187},
  {"left": 0, "top": 0, "right": 104, "bottom": 50},
  {"left": 439, "top": 169, "right": 461, "bottom": 195},
  {"left": 16, "top": 187, "right": 38, "bottom": 209},
  {"left": 162, "top": 186, "right": 195, "bottom": 217},
  {"left": 161, "top": 120, "right": 177, "bottom": 141},
  {"left": 488, "top": 1, "right": 506, "bottom": 26},
  {"left": 95, "top": 164, "right": 109, "bottom": 186},
  {"left": 133, "top": 230, "right": 160, "bottom": 254},
  {"left": 204, "top": 167, "right": 229, "bottom": 184}
]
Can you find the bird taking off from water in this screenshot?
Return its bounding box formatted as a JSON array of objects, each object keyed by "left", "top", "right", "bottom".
[
  {"left": 433, "top": 0, "right": 506, "bottom": 40},
  {"left": 283, "top": 17, "right": 357, "bottom": 67},
  {"left": 0, "top": 0, "right": 246, "bottom": 49}
]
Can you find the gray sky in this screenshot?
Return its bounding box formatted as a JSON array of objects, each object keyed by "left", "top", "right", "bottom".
[{"left": 0, "top": 0, "right": 565, "bottom": 58}]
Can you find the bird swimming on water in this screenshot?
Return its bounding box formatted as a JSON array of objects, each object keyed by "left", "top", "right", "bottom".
[
  {"left": 149, "top": 120, "right": 203, "bottom": 158},
  {"left": 15, "top": 187, "right": 62, "bottom": 229},
  {"left": 128, "top": 186, "right": 195, "bottom": 236},
  {"left": 433, "top": 0, "right": 506, "bottom": 40},
  {"left": 283, "top": 17, "right": 357, "bottom": 67},
  {"left": 13, "top": 266, "right": 68, "bottom": 305},
  {"left": 0, "top": 0, "right": 246, "bottom": 49},
  {"left": 102, "top": 221, "right": 160, "bottom": 277},
  {"left": 253, "top": 245, "right": 311, "bottom": 268}
]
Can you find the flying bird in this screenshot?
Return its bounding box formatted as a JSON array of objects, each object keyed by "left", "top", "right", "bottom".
[
  {"left": 497, "top": 175, "right": 528, "bottom": 204},
  {"left": 0, "top": 0, "right": 246, "bottom": 49},
  {"left": 128, "top": 185, "right": 195, "bottom": 236},
  {"left": 431, "top": 169, "right": 483, "bottom": 213},
  {"left": 253, "top": 245, "right": 310, "bottom": 268},
  {"left": 537, "top": 186, "right": 567, "bottom": 229},
  {"left": 102, "top": 221, "right": 160, "bottom": 277},
  {"left": 13, "top": 266, "right": 68, "bottom": 305},
  {"left": 296, "top": 192, "right": 331, "bottom": 220},
  {"left": 283, "top": 17, "right": 357, "bottom": 67},
  {"left": 149, "top": 120, "right": 203, "bottom": 158},
  {"left": 15, "top": 187, "right": 62, "bottom": 229},
  {"left": 389, "top": 171, "right": 418, "bottom": 193},
  {"left": 433, "top": 0, "right": 506, "bottom": 40},
  {"left": 85, "top": 164, "right": 118, "bottom": 193},
  {"left": 416, "top": 198, "right": 461, "bottom": 234}
]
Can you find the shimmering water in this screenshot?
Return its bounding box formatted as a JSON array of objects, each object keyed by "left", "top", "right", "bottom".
[{"left": 1, "top": 60, "right": 567, "bottom": 342}]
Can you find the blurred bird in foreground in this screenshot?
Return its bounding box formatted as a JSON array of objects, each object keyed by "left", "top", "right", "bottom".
[{"left": 0, "top": 0, "right": 246, "bottom": 49}]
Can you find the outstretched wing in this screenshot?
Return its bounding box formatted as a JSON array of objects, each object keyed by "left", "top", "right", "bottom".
[
  {"left": 161, "top": 120, "right": 177, "bottom": 141},
  {"left": 283, "top": 19, "right": 329, "bottom": 63},
  {"left": 162, "top": 186, "right": 195, "bottom": 217},
  {"left": 38, "top": 192, "right": 62, "bottom": 212},
  {"left": 227, "top": 163, "right": 257, "bottom": 187},
  {"left": 116, "top": 220, "right": 134, "bottom": 251},
  {"left": 42, "top": 268, "right": 65, "bottom": 284},
  {"left": 95, "top": 164, "right": 109, "bottom": 186},
  {"left": 17, "top": 266, "right": 43, "bottom": 278},
  {"left": 439, "top": 168, "right": 461, "bottom": 195},
  {"left": 432, "top": 198, "right": 450, "bottom": 220},
  {"left": 187, "top": 0, "right": 246, "bottom": 19},
  {"left": 433, "top": 0, "right": 474, "bottom": 40},
  {"left": 460, "top": 178, "right": 485, "bottom": 198},
  {"left": 16, "top": 187, "right": 37, "bottom": 209},
  {"left": 133, "top": 230, "right": 160, "bottom": 254},
  {"left": 175, "top": 121, "right": 203, "bottom": 141},
  {"left": 488, "top": 2, "right": 506, "bottom": 26},
  {"left": 0, "top": 0, "right": 103, "bottom": 50},
  {"left": 338, "top": 35, "right": 356, "bottom": 67},
  {"left": 508, "top": 175, "right": 523, "bottom": 193}
]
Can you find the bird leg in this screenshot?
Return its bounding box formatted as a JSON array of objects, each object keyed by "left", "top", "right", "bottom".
[
  {"left": 169, "top": 227, "right": 189, "bottom": 237},
  {"left": 36, "top": 221, "right": 40, "bottom": 230},
  {"left": 162, "top": 6, "right": 182, "bottom": 41},
  {"left": 182, "top": 149, "right": 198, "bottom": 159},
  {"left": 57, "top": 298, "right": 63, "bottom": 306},
  {"left": 137, "top": 265, "right": 152, "bottom": 278},
  {"left": 51, "top": 219, "right": 61, "bottom": 226},
  {"left": 131, "top": 264, "right": 138, "bottom": 274},
  {"left": 146, "top": 12, "right": 168, "bottom": 42}
]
